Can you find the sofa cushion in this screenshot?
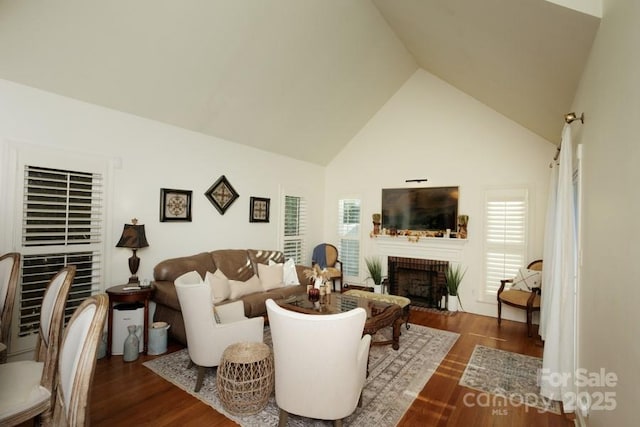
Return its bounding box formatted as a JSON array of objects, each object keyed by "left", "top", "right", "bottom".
[
  {"left": 283, "top": 258, "right": 300, "bottom": 285},
  {"left": 205, "top": 270, "right": 231, "bottom": 303},
  {"left": 257, "top": 263, "right": 284, "bottom": 291},
  {"left": 229, "top": 274, "right": 263, "bottom": 299},
  {"left": 247, "top": 249, "right": 285, "bottom": 272},
  {"left": 152, "top": 280, "right": 182, "bottom": 312},
  {"left": 210, "top": 250, "right": 254, "bottom": 281},
  {"left": 153, "top": 252, "right": 216, "bottom": 282},
  {"left": 240, "top": 290, "right": 285, "bottom": 317}
]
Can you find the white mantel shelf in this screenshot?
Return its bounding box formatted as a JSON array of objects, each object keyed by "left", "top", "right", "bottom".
[{"left": 372, "top": 235, "right": 467, "bottom": 263}]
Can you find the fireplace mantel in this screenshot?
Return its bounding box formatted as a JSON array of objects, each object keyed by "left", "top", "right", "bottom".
[{"left": 373, "top": 235, "right": 467, "bottom": 263}]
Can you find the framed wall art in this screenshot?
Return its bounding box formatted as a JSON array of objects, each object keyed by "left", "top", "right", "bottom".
[
  {"left": 160, "top": 188, "right": 192, "bottom": 222},
  {"left": 204, "top": 175, "right": 239, "bottom": 215},
  {"left": 249, "top": 197, "right": 270, "bottom": 223}
]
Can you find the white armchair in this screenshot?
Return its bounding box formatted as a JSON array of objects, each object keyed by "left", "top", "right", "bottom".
[
  {"left": 265, "top": 298, "right": 371, "bottom": 427},
  {"left": 174, "top": 271, "right": 264, "bottom": 392}
]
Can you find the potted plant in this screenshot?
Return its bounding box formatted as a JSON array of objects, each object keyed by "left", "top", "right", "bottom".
[
  {"left": 445, "top": 263, "right": 466, "bottom": 311},
  {"left": 364, "top": 256, "right": 383, "bottom": 291}
]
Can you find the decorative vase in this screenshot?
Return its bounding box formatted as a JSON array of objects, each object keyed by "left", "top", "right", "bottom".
[
  {"left": 97, "top": 331, "right": 107, "bottom": 359},
  {"left": 447, "top": 295, "right": 458, "bottom": 312},
  {"left": 123, "top": 324, "right": 142, "bottom": 362},
  {"left": 457, "top": 215, "right": 469, "bottom": 239},
  {"left": 314, "top": 277, "right": 323, "bottom": 289}
]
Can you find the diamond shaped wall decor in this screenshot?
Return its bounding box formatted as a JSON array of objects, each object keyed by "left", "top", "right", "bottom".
[{"left": 204, "top": 175, "right": 239, "bottom": 215}]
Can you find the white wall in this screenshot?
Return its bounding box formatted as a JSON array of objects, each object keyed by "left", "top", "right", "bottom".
[
  {"left": 0, "top": 79, "right": 325, "bottom": 288},
  {"left": 568, "top": 0, "right": 639, "bottom": 424},
  {"left": 326, "top": 69, "right": 556, "bottom": 320}
]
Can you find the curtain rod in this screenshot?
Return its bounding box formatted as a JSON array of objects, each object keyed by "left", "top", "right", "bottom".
[{"left": 550, "top": 112, "right": 584, "bottom": 167}]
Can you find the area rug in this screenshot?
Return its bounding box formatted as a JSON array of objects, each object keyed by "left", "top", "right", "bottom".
[
  {"left": 144, "top": 324, "right": 458, "bottom": 426},
  {"left": 459, "top": 345, "right": 562, "bottom": 414},
  {"left": 410, "top": 305, "right": 458, "bottom": 316}
]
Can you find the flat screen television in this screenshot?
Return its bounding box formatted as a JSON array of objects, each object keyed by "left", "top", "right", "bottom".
[{"left": 381, "top": 186, "right": 459, "bottom": 231}]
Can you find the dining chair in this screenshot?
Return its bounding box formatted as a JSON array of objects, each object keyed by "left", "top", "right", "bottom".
[
  {"left": 52, "top": 294, "right": 107, "bottom": 426},
  {"left": 0, "top": 266, "right": 76, "bottom": 426},
  {"left": 0, "top": 252, "right": 20, "bottom": 363}
]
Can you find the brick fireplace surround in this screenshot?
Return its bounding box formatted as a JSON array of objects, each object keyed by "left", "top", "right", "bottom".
[{"left": 387, "top": 256, "right": 449, "bottom": 309}]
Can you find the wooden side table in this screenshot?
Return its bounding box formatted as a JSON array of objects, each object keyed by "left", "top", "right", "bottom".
[{"left": 106, "top": 284, "right": 153, "bottom": 357}]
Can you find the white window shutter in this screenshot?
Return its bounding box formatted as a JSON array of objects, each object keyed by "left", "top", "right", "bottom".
[{"left": 483, "top": 189, "right": 528, "bottom": 301}]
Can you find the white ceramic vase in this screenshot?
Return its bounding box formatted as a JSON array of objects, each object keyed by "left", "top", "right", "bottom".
[{"left": 447, "top": 295, "right": 458, "bottom": 312}]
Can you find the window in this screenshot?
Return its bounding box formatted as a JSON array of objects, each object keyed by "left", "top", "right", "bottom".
[
  {"left": 282, "top": 195, "right": 307, "bottom": 265},
  {"left": 19, "top": 166, "right": 103, "bottom": 337},
  {"left": 483, "top": 189, "right": 528, "bottom": 301},
  {"left": 338, "top": 199, "right": 361, "bottom": 277}
]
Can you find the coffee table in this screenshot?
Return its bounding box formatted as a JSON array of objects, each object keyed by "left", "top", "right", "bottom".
[{"left": 277, "top": 292, "right": 404, "bottom": 350}]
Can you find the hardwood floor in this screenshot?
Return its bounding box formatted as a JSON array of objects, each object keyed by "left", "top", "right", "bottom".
[{"left": 88, "top": 310, "right": 574, "bottom": 426}]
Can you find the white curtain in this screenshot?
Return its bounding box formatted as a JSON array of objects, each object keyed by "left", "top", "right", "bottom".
[{"left": 539, "top": 124, "right": 577, "bottom": 410}]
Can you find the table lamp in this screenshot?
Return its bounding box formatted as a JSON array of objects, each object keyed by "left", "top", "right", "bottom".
[{"left": 116, "top": 218, "right": 149, "bottom": 283}]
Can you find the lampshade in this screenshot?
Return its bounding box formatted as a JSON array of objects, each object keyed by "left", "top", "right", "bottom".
[{"left": 116, "top": 224, "right": 149, "bottom": 249}]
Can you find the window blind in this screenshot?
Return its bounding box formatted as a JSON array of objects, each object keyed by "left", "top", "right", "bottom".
[
  {"left": 483, "top": 189, "right": 528, "bottom": 300},
  {"left": 338, "top": 199, "right": 361, "bottom": 277},
  {"left": 20, "top": 166, "right": 103, "bottom": 337},
  {"left": 283, "top": 195, "right": 307, "bottom": 265}
]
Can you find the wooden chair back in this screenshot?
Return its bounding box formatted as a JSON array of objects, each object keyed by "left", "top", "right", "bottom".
[
  {"left": 52, "top": 294, "right": 107, "bottom": 426},
  {"left": 0, "top": 252, "right": 20, "bottom": 363}
]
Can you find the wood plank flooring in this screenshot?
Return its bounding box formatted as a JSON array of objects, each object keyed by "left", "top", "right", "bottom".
[{"left": 86, "top": 310, "right": 573, "bottom": 426}]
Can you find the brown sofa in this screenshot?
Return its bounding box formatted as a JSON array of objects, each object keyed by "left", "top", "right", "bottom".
[{"left": 152, "top": 249, "right": 309, "bottom": 345}]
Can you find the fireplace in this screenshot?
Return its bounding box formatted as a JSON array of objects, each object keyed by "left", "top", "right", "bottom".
[{"left": 388, "top": 257, "right": 448, "bottom": 309}]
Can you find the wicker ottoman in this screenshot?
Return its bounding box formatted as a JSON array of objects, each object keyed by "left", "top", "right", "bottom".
[
  {"left": 343, "top": 289, "right": 411, "bottom": 330},
  {"left": 216, "top": 342, "right": 274, "bottom": 415}
]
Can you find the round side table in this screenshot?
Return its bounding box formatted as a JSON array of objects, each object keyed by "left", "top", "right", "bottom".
[
  {"left": 216, "top": 342, "right": 274, "bottom": 415},
  {"left": 106, "top": 284, "right": 153, "bottom": 357}
]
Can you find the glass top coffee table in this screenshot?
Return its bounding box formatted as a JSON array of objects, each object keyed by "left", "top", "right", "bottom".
[{"left": 277, "top": 292, "right": 404, "bottom": 350}]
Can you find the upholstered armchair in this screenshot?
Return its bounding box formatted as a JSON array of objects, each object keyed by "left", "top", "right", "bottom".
[
  {"left": 174, "top": 271, "right": 264, "bottom": 392},
  {"left": 311, "top": 243, "right": 343, "bottom": 291},
  {"left": 265, "top": 298, "right": 371, "bottom": 427},
  {"left": 0, "top": 266, "right": 75, "bottom": 426},
  {"left": 0, "top": 252, "right": 20, "bottom": 363},
  {"left": 497, "top": 260, "right": 543, "bottom": 337}
]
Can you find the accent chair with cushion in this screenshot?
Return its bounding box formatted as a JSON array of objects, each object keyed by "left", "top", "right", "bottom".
[
  {"left": 0, "top": 266, "right": 75, "bottom": 426},
  {"left": 0, "top": 252, "right": 20, "bottom": 363},
  {"left": 311, "top": 243, "right": 343, "bottom": 292},
  {"left": 497, "top": 260, "right": 543, "bottom": 337},
  {"left": 266, "top": 298, "right": 371, "bottom": 427},
  {"left": 174, "top": 271, "right": 264, "bottom": 392}
]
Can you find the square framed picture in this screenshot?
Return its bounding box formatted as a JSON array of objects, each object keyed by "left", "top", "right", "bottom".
[
  {"left": 160, "top": 188, "right": 192, "bottom": 222},
  {"left": 204, "top": 175, "right": 239, "bottom": 215},
  {"left": 249, "top": 197, "right": 270, "bottom": 223}
]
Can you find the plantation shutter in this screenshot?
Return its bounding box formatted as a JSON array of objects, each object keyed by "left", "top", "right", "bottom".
[
  {"left": 483, "top": 189, "right": 528, "bottom": 301},
  {"left": 19, "top": 166, "right": 103, "bottom": 337},
  {"left": 338, "top": 199, "right": 361, "bottom": 277},
  {"left": 282, "top": 195, "right": 308, "bottom": 265}
]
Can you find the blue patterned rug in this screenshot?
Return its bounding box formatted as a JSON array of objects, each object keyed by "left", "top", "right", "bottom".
[
  {"left": 144, "top": 325, "right": 458, "bottom": 426},
  {"left": 459, "top": 345, "right": 562, "bottom": 414}
]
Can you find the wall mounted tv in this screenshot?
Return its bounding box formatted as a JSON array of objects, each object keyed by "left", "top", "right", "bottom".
[{"left": 381, "top": 186, "right": 459, "bottom": 231}]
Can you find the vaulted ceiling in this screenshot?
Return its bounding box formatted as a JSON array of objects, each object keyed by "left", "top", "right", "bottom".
[{"left": 0, "top": 0, "right": 600, "bottom": 165}]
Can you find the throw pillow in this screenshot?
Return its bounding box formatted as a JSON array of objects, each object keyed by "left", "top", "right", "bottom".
[
  {"left": 283, "top": 258, "right": 300, "bottom": 286},
  {"left": 228, "top": 274, "right": 263, "bottom": 300},
  {"left": 205, "top": 269, "right": 231, "bottom": 304},
  {"left": 511, "top": 268, "right": 542, "bottom": 291},
  {"left": 258, "top": 262, "right": 284, "bottom": 291}
]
